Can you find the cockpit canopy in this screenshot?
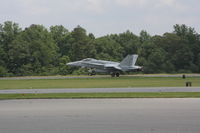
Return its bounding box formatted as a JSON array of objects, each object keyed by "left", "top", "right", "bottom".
[{"left": 82, "top": 58, "right": 93, "bottom": 61}]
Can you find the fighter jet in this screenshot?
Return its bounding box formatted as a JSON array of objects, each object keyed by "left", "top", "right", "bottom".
[{"left": 67, "top": 54, "right": 142, "bottom": 77}]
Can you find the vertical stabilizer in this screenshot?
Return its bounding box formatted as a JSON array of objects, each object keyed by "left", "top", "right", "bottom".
[{"left": 119, "top": 54, "right": 138, "bottom": 67}]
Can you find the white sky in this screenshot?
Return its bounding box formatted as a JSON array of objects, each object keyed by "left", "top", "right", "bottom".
[{"left": 0, "top": 0, "right": 199, "bottom": 37}]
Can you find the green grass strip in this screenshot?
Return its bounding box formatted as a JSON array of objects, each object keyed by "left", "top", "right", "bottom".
[
  {"left": 0, "top": 77, "right": 200, "bottom": 89},
  {"left": 1, "top": 92, "right": 200, "bottom": 100}
]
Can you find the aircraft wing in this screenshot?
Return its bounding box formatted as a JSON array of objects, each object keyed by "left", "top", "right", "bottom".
[
  {"left": 104, "top": 64, "right": 122, "bottom": 71},
  {"left": 82, "top": 62, "right": 105, "bottom": 69},
  {"left": 82, "top": 62, "right": 122, "bottom": 71}
]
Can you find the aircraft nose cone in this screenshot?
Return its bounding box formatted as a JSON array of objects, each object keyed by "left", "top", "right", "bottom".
[
  {"left": 66, "top": 61, "right": 81, "bottom": 66},
  {"left": 66, "top": 62, "right": 76, "bottom": 66},
  {"left": 66, "top": 62, "right": 73, "bottom": 66}
]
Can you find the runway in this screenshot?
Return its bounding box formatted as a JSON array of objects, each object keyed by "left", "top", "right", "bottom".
[
  {"left": 0, "top": 74, "right": 200, "bottom": 80},
  {"left": 0, "top": 99, "right": 200, "bottom": 133},
  {"left": 0, "top": 87, "right": 200, "bottom": 94}
]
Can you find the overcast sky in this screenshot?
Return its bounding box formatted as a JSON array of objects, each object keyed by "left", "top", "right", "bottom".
[{"left": 0, "top": 0, "right": 199, "bottom": 37}]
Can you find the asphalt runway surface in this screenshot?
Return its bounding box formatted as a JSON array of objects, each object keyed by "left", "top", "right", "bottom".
[
  {"left": 0, "top": 99, "right": 200, "bottom": 133},
  {"left": 0, "top": 74, "right": 200, "bottom": 80},
  {"left": 0, "top": 87, "right": 200, "bottom": 94}
]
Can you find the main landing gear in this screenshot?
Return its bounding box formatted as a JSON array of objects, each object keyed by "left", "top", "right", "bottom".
[{"left": 111, "top": 72, "right": 120, "bottom": 77}]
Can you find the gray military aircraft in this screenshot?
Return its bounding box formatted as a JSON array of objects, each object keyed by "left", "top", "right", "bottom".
[{"left": 67, "top": 54, "right": 142, "bottom": 77}]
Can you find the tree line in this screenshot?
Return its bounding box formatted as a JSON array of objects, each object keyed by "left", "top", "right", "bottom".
[{"left": 0, "top": 21, "right": 200, "bottom": 76}]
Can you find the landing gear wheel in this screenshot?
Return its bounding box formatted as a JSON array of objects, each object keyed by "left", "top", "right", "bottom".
[
  {"left": 111, "top": 72, "right": 120, "bottom": 77},
  {"left": 116, "top": 73, "right": 120, "bottom": 77},
  {"left": 111, "top": 73, "right": 115, "bottom": 77},
  {"left": 88, "top": 73, "right": 92, "bottom": 76},
  {"left": 88, "top": 69, "right": 96, "bottom": 76}
]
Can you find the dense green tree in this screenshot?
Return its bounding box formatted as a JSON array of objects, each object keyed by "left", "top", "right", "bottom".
[
  {"left": 0, "top": 66, "right": 7, "bottom": 76},
  {"left": 111, "top": 31, "right": 140, "bottom": 58},
  {"left": 0, "top": 21, "right": 21, "bottom": 71},
  {"left": 142, "top": 48, "right": 165, "bottom": 73},
  {"left": 0, "top": 21, "right": 21, "bottom": 50},
  {"left": 196, "top": 53, "right": 200, "bottom": 72},
  {"left": 160, "top": 33, "right": 195, "bottom": 72},
  {"left": 0, "top": 42, "right": 6, "bottom": 66},
  {"left": 58, "top": 55, "right": 71, "bottom": 75},
  {"left": 50, "top": 25, "right": 71, "bottom": 56},
  {"left": 139, "top": 30, "right": 151, "bottom": 43},
  {"left": 94, "top": 36, "right": 122, "bottom": 61},
  {"left": 70, "top": 26, "right": 96, "bottom": 61},
  {"left": 0, "top": 21, "right": 200, "bottom": 76},
  {"left": 8, "top": 24, "right": 58, "bottom": 75},
  {"left": 173, "top": 24, "right": 199, "bottom": 43},
  {"left": 173, "top": 24, "right": 200, "bottom": 72}
]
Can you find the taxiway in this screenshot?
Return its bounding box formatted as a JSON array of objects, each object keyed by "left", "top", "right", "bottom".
[{"left": 0, "top": 87, "right": 200, "bottom": 94}]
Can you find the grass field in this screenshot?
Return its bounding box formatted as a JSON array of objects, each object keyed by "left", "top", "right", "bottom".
[
  {"left": 0, "top": 76, "right": 200, "bottom": 89},
  {"left": 0, "top": 92, "right": 200, "bottom": 99}
]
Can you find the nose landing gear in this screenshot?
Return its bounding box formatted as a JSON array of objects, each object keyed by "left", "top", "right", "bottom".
[{"left": 88, "top": 69, "right": 96, "bottom": 76}]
